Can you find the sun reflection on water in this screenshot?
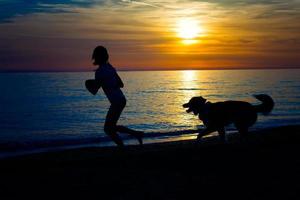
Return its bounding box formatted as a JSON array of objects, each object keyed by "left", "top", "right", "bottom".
[{"left": 181, "top": 70, "right": 199, "bottom": 100}]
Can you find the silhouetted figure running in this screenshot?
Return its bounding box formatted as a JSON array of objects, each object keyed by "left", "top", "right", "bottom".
[{"left": 87, "top": 46, "right": 143, "bottom": 147}]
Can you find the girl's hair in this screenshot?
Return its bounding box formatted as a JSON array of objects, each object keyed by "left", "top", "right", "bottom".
[{"left": 92, "top": 46, "right": 109, "bottom": 65}]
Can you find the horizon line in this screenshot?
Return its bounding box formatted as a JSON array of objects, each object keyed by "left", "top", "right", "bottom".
[{"left": 0, "top": 66, "right": 299, "bottom": 73}]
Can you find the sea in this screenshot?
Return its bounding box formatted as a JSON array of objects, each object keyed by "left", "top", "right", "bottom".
[{"left": 0, "top": 69, "right": 299, "bottom": 157}]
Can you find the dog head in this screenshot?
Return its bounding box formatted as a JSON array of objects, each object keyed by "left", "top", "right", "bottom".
[{"left": 183, "top": 96, "right": 207, "bottom": 115}]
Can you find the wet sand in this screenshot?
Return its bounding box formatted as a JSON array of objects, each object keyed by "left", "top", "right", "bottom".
[{"left": 1, "top": 125, "right": 300, "bottom": 199}]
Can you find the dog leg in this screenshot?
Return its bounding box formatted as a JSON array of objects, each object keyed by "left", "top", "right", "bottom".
[
  {"left": 237, "top": 127, "right": 249, "bottom": 142},
  {"left": 218, "top": 127, "right": 226, "bottom": 143},
  {"left": 197, "top": 127, "right": 216, "bottom": 140}
]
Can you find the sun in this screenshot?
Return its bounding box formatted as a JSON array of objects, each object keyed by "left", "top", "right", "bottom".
[{"left": 176, "top": 18, "right": 203, "bottom": 44}]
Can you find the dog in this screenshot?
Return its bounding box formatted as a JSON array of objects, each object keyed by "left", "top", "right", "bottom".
[{"left": 183, "top": 94, "right": 274, "bottom": 142}]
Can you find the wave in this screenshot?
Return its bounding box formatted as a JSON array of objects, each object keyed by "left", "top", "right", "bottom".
[{"left": 0, "top": 129, "right": 206, "bottom": 156}]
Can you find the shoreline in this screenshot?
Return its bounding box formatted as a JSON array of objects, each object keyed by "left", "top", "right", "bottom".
[
  {"left": 0, "top": 125, "right": 298, "bottom": 159},
  {"left": 1, "top": 125, "right": 300, "bottom": 199},
  {"left": 0, "top": 125, "right": 287, "bottom": 159}
]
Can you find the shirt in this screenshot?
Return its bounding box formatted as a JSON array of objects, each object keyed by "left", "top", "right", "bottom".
[{"left": 95, "top": 63, "right": 126, "bottom": 104}]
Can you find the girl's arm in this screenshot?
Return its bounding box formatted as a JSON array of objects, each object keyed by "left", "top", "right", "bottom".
[
  {"left": 95, "top": 70, "right": 102, "bottom": 87},
  {"left": 95, "top": 79, "right": 102, "bottom": 88}
]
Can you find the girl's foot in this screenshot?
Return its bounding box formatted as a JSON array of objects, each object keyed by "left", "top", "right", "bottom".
[{"left": 135, "top": 131, "right": 144, "bottom": 146}]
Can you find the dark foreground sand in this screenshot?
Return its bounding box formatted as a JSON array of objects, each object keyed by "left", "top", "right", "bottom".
[{"left": 1, "top": 125, "right": 300, "bottom": 199}]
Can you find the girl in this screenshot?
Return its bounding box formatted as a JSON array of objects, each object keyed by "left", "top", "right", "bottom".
[{"left": 91, "top": 46, "right": 143, "bottom": 147}]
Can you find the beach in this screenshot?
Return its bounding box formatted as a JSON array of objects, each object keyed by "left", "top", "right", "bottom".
[{"left": 1, "top": 125, "right": 300, "bottom": 199}]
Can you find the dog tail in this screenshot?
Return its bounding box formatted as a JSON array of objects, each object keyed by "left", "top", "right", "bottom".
[{"left": 253, "top": 94, "right": 274, "bottom": 115}]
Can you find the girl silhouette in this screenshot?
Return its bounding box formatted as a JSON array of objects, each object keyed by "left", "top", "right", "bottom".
[{"left": 91, "top": 46, "right": 143, "bottom": 147}]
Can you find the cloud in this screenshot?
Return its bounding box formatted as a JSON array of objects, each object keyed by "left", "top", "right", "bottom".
[
  {"left": 1, "top": 0, "right": 299, "bottom": 23},
  {"left": 0, "top": 0, "right": 299, "bottom": 70},
  {"left": 121, "top": 0, "right": 159, "bottom": 8},
  {"left": 0, "top": 0, "right": 100, "bottom": 22}
]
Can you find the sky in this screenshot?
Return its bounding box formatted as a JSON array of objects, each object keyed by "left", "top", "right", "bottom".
[{"left": 0, "top": 0, "right": 299, "bottom": 71}]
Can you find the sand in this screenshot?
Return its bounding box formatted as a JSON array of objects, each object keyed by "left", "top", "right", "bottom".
[{"left": 1, "top": 125, "right": 300, "bottom": 199}]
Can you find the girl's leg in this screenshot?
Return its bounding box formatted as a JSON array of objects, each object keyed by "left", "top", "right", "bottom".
[
  {"left": 105, "top": 130, "right": 124, "bottom": 147},
  {"left": 104, "top": 100, "right": 143, "bottom": 146},
  {"left": 104, "top": 104, "right": 125, "bottom": 147},
  {"left": 116, "top": 125, "right": 144, "bottom": 145}
]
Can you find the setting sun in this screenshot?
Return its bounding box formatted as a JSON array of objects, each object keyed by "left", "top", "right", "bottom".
[{"left": 176, "top": 18, "right": 203, "bottom": 44}]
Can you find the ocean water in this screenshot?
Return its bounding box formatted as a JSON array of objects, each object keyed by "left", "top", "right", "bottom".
[{"left": 0, "top": 69, "right": 300, "bottom": 155}]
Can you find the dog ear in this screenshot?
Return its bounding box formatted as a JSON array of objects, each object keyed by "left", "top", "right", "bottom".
[{"left": 199, "top": 96, "right": 207, "bottom": 103}]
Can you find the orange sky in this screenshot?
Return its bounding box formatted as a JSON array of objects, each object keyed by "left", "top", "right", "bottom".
[{"left": 0, "top": 0, "right": 299, "bottom": 71}]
